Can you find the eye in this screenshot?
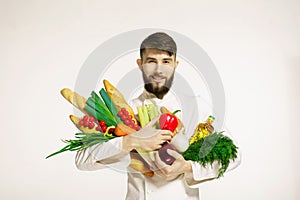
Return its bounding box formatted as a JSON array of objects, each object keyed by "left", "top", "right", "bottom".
[{"left": 148, "top": 60, "right": 156, "bottom": 63}]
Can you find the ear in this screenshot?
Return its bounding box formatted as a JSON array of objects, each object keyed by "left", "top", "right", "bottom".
[
  {"left": 174, "top": 60, "right": 179, "bottom": 69},
  {"left": 136, "top": 59, "right": 142, "bottom": 70}
]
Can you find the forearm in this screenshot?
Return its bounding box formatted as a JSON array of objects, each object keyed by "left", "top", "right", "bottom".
[
  {"left": 122, "top": 126, "right": 173, "bottom": 152},
  {"left": 122, "top": 135, "right": 137, "bottom": 152}
]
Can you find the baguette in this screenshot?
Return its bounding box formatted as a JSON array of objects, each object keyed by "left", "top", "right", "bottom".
[
  {"left": 103, "top": 80, "right": 136, "bottom": 119},
  {"left": 61, "top": 88, "right": 88, "bottom": 115},
  {"left": 130, "top": 151, "right": 154, "bottom": 177},
  {"left": 69, "top": 115, "right": 100, "bottom": 133},
  {"left": 160, "top": 106, "right": 183, "bottom": 135}
]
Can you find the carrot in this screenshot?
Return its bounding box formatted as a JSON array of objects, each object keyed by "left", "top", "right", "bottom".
[{"left": 114, "top": 123, "right": 136, "bottom": 136}]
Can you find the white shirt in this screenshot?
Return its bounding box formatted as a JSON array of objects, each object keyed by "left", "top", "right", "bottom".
[{"left": 75, "top": 88, "right": 241, "bottom": 200}]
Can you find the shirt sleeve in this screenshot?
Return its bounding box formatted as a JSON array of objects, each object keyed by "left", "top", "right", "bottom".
[
  {"left": 183, "top": 131, "right": 242, "bottom": 188},
  {"left": 75, "top": 137, "right": 131, "bottom": 171}
]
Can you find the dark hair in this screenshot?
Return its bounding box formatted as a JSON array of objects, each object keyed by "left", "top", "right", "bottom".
[{"left": 140, "top": 32, "right": 177, "bottom": 59}]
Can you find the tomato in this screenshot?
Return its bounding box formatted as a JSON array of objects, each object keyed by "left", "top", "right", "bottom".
[
  {"left": 123, "top": 110, "right": 129, "bottom": 116},
  {"left": 83, "top": 121, "right": 89, "bottom": 127},
  {"left": 124, "top": 119, "right": 130, "bottom": 125},
  {"left": 121, "top": 108, "right": 127, "bottom": 113},
  {"left": 95, "top": 126, "right": 101, "bottom": 131},
  {"left": 79, "top": 120, "right": 84, "bottom": 126},
  {"left": 118, "top": 112, "right": 123, "bottom": 117},
  {"left": 83, "top": 115, "right": 89, "bottom": 121},
  {"left": 101, "top": 125, "right": 107, "bottom": 132},
  {"left": 121, "top": 115, "right": 127, "bottom": 121},
  {"left": 99, "top": 120, "right": 106, "bottom": 126},
  {"left": 89, "top": 117, "right": 95, "bottom": 122},
  {"left": 88, "top": 122, "right": 95, "bottom": 129},
  {"left": 133, "top": 124, "right": 141, "bottom": 131}
]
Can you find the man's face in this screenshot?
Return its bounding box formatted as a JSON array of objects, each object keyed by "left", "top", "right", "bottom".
[{"left": 137, "top": 48, "right": 178, "bottom": 99}]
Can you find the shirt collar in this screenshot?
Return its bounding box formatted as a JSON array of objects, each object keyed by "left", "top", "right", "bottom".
[
  {"left": 137, "top": 88, "right": 172, "bottom": 103},
  {"left": 140, "top": 89, "right": 157, "bottom": 100}
]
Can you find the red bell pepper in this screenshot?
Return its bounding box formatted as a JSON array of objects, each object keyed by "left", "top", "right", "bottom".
[
  {"left": 159, "top": 110, "right": 180, "bottom": 132},
  {"left": 158, "top": 110, "right": 181, "bottom": 165}
]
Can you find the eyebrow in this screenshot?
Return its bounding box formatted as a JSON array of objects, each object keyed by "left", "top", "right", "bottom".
[
  {"left": 145, "top": 57, "right": 173, "bottom": 61},
  {"left": 145, "top": 57, "right": 157, "bottom": 61}
]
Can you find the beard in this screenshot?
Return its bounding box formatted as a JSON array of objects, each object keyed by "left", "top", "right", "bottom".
[{"left": 142, "top": 71, "right": 175, "bottom": 99}]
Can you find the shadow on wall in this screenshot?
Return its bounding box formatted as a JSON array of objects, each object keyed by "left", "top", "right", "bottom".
[{"left": 287, "top": 57, "right": 300, "bottom": 197}]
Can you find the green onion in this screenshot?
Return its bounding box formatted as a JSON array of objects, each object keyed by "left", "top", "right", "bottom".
[{"left": 46, "top": 132, "right": 115, "bottom": 159}]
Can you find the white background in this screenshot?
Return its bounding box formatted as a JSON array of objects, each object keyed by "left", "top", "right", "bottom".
[{"left": 1, "top": 0, "right": 299, "bottom": 199}]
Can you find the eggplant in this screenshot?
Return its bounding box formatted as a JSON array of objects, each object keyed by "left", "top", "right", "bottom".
[{"left": 158, "top": 141, "right": 177, "bottom": 165}]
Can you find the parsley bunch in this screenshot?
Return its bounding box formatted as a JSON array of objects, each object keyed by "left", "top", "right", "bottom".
[{"left": 182, "top": 132, "right": 238, "bottom": 178}]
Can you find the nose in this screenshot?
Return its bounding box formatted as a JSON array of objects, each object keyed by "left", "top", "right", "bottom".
[{"left": 154, "top": 64, "right": 163, "bottom": 74}]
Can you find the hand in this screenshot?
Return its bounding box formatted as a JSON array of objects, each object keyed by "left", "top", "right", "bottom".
[
  {"left": 151, "top": 149, "right": 192, "bottom": 181},
  {"left": 122, "top": 117, "right": 173, "bottom": 151}
]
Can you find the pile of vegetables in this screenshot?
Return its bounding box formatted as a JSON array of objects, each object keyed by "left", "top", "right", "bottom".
[
  {"left": 46, "top": 80, "right": 138, "bottom": 159},
  {"left": 156, "top": 111, "right": 238, "bottom": 178},
  {"left": 47, "top": 79, "right": 239, "bottom": 179}
]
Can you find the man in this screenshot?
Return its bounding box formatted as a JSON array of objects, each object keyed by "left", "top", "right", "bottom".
[{"left": 75, "top": 32, "right": 241, "bottom": 199}]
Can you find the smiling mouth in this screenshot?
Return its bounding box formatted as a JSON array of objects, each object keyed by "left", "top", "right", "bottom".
[{"left": 151, "top": 75, "right": 166, "bottom": 83}]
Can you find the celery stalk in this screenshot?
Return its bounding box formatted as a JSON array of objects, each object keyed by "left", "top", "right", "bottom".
[
  {"left": 137, "top": 106, "right": 146, "bottom": 127},
  {"left": 142, "top": 105, "right": 150, "bottom": 126},
  {"left": 149, "top": 104, "right": 160, "bottom": 128},
  {"left": 148, "top": 104, "right": 156, "bottom": 121},
  {"left": 153, "top": 104, "right": 161, "bottom": 117}
]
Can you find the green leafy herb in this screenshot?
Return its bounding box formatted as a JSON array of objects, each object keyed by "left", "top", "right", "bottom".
[
  {"left": 182, "top": 132, "right": 238, "bottom": 178},
  {"left": 46, "top": 132, "right": 115, "bottom": 159}
]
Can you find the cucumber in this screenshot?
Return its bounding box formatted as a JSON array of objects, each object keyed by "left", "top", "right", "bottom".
[{"left": 99, "top": 88, "right": 122, "bottom": 123}]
